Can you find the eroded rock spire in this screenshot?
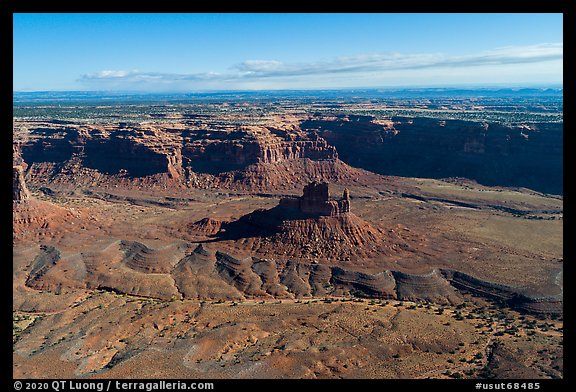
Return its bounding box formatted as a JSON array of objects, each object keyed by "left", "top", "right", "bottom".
[{"left": 13, "top": 165, "right": 30, "bottom": 202}]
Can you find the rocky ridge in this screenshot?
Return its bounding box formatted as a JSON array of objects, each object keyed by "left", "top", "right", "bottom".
[{"left": 24, "top": 242, "right": 562, "bottom": 315}]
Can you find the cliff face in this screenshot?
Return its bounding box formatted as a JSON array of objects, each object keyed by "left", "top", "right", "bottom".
[
  {"left": 82, "top": 136, "right": 171, "bottom": 177},
  {"left": 259, "top": 138, "right": 338, "bottom": 164},
  {"left": 179, "top": 138, "right": 336, "bottom": 175},
  {"left": 14, "top": 122, "right": 374, "bottom": 192},
  {"left": 302, "top": 116, "right": 563, "bottom": 195},
  {"left": 16, "top": 115, "right": 561, "bottom": 194}
]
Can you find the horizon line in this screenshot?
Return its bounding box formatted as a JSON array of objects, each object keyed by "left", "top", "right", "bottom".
[{"left": 13, "top": 83, "right": 564, "bottom": 95}]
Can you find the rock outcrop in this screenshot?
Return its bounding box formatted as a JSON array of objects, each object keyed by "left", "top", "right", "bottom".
[
  {"left": 25, "top": 245, "right": 61, "bottom": 288},
  {"left": 189, "top": 217, "right": 225, "bottom": 236}
]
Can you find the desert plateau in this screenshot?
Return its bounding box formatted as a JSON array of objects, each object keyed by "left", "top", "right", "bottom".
[{"left": 13, "top": 90, "right": 563, "bottom": 379}]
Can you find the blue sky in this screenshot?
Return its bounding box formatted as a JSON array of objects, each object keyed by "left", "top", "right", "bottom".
[{"left": 13, "top": 13, "right": 563, "bottom": 91}]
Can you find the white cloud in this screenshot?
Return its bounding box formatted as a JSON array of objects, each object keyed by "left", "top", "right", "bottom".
[
  {"left": 89, "top": 70, "right": 135, "bottom": 78},
  {"left": 79, "top": 43, "right": 563, "bottom": 90},
  {"left": 236, "top": 60, "right": 284, "bottom": 73}
]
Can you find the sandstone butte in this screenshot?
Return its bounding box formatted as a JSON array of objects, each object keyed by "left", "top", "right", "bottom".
[{"left": 279, "top": 180, "right": 351, "bottom": 217}]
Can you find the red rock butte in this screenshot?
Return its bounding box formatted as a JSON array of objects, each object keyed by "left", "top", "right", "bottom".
[{"left": 279, "top": 181, "right": 350, "bottom": 216}]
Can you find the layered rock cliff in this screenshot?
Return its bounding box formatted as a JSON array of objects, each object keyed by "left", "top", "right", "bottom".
[
  {"left": 14, "top": 121, "right": 380, "bottom": 192},
  {"left": 302, "top": 115, "right": 563, "bottom": 195}
]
